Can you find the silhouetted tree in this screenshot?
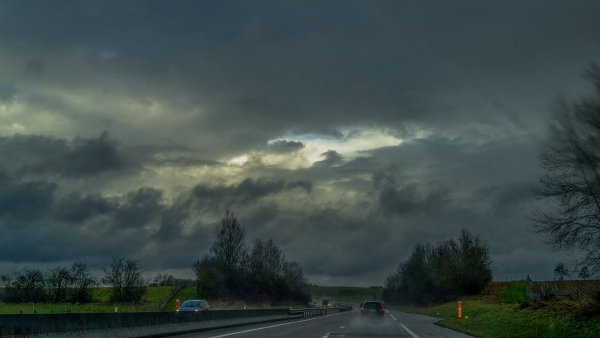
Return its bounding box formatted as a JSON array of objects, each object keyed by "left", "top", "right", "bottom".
[
  {"left": 193, "top": 210, "right": 309, "bottom": 304},
  {"left": 153, "top": 273, "right": 175, "bottom": 286},
  {"left": 554, "top": 262, "right": 570, "bottom": 281},
  {"left": 69, "top": 262, "right": 97, "bottom": 303},
  {"left": 46, "top": 267, "right": 71, "bottom": 303},
  {"left": 531, "top": 64, "right": 600, "bottom": 277},
  {"left": 102, "top": 256, "right": 147, "bottom": 302},
  {"left": 579, "top": 266, "right": 591, "bottom": 280},
  {"left": 383, "top": 229, "right": 492, "bottom": 305},
  {"left": 211, "top": 210, "right": 247, "bottom": 272}
]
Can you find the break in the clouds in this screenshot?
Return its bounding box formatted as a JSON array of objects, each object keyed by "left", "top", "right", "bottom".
[{"left": 0, "top": 0, "right": 599, "bottom": 285}]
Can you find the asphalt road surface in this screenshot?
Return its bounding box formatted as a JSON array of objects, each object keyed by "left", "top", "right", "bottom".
[{"left": 171, "top": 308, "right": 472, "bottom": 338}]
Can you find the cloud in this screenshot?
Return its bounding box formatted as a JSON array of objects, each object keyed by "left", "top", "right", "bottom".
[
  {"left": 267, "top": 140, "right": 305, "bottom": 154},
  {"left": 191, "top": 177, "right": 312, "bottom": 212}
]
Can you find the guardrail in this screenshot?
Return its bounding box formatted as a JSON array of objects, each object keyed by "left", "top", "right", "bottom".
[
  {"left": 288, "top": 304, "right": 353, "bottom": 317},
  {"left": 0, "top": 309, "right": 290, "bottom": 336}
]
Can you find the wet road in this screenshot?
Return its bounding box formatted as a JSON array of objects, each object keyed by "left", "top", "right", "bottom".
[{"left": 172, "top": 307, "right": 472, "bottom": 338}]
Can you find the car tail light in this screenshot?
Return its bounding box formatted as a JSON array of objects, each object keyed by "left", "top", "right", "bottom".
[
  {"left": 380, "top": 307, "right": 384, "bottom": 311},
  {"left": 361, "top": 306, "right": 365, "bottom": 310}
]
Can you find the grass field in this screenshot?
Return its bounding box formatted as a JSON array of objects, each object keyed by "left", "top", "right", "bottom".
[
  {"left": 0, "top": 286, "right": 174, "bottom": 314},
  {"left": 391, "top": 281, "right": 600, "bottom": 338}
]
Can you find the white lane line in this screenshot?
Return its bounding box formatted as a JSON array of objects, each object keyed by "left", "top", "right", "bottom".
[
  {"left": 387, "top": 312, "right": 397, "bottom": 321},
  {"left": 340, "top": 326, "right": 345, "bottom": 328},
  {"left": 399, "top": 323, "right": 420, "bottom": 338},
  {"left": 208, "top": 312, "right": 348, "bottom": 337}
]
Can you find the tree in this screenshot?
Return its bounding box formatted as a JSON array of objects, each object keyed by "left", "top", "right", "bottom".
[
  {"left": 70, "top": 262, "right": 97, "bottom": 303},
  {"left": 383, "top": 229, "right": 493, "bottom": 305},
  {"left": 153, "top": 273, "right": 175, "bottom": 286},
  {"left": 102, "top": 256, "right": 147, "bottom": 302},
  {"left": 210, "top": 210, "right": 247, "bottom": 272},
  {"left": 531, "top": 64, "right": 600, "bottom": 276},
  {"left": 578, "top": 265, "right": 591, "bottom": 280},
  {"left": 554, "top": 262, "right": 570, "bottom": 281},
  {"left": 46, "top": 267, "right": 72, "bottom": 303}
]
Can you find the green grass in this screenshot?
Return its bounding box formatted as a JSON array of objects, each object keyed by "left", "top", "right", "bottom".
[
  {"left": 163, "top": 286, "right": 197, "bottom": 312},
  {"left": 0, "top": 286, "right": 175, "bottom": 314},
  {"left": 503, "top": 281, "right": 527, "bottom": 304},
  {"left": 390, "top": 282, "right": 600, "bottom": 338},
  {"left": 308, "top": 286, "right": 383, "bottom": 304}
]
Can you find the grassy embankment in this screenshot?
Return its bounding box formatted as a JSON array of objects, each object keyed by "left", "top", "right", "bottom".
[
  {"left": 0, "top": 286, "right": 173, "bottom": 314},
  {"left": 391, "top": 281, "right": 600, "bottom": 338}
]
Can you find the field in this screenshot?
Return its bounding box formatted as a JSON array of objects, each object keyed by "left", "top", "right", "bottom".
[
  {"left": 391, "top": 281, "right": 600, "bottom": 338},
  {"left": 0, "top": 286, "right": 174, "bottom": 314},
  {"left": 529, "top": 279, "right": 600, "bottom": 302}
]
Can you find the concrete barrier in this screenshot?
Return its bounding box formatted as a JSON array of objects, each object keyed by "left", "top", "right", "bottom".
[{"left": 0, "top": 309, "right": 290, "bottom": 336}]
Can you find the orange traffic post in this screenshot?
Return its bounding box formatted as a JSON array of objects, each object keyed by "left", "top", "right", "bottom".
[
  {"left": 176, "top": 299, "right": 180, "bottom": 311},
  {"left": 458, "top": 301, "right": 462, "bottom": 319}
]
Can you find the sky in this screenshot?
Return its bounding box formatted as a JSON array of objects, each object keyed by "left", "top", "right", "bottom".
[{"left": 1, "top": 0, "right": 599, "bottom": 287}]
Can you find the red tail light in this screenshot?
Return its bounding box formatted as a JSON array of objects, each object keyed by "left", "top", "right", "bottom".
[
  {"left": 361, "top": 306, "right": 365, "bottom": 310},
  {"left": 380, "top": 307, "right": 384, "bottom": 311}
]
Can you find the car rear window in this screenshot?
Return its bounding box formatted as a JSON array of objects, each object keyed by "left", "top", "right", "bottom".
[{"left": 363, "top": 302, "right": 382, "bottom": 309}]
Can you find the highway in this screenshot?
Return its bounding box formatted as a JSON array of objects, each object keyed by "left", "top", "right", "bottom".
[{"left": 171, "top": 307, "right": 472, "bottom": 338}]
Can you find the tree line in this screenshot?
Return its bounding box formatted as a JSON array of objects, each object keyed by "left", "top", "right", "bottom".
[
  {"left": 1, "top": 262, "right": 97, "bottom": 303},
  {"left": 193, "top": 210, "right": 310, "bottom": 304},
  {"left": 383, "top": 229, "right": 493, "bottom": 305},
  {"left": 0, "top": 257, "right": 148, "bottom": 304}
]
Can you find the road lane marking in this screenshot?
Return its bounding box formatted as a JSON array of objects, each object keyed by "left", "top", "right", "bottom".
[
  {"left": 387, "top": 312, "right": 397, "bottom": 321},
  {"left": 399, "top": 323, "right": 420, "bottom": 338},
  {"left": 208, "top": 312, "right": 349, "bottom": 337},
  {"left": 340, "top": 326, "right": 345, "bottom": 328}
]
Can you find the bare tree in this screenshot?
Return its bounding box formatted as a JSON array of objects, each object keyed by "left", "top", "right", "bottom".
[
  {"left": 554, "top": 262, "right": 570, "bottom": 281},
  {"left": 531, "top": 64, "right": 600, "bottom": 276},
  {"left": 102, "top": 256, "right": 147, "bottom": 302},
  {"left": 578, "top": 265, "right": 590, "bottom": 280},
  {"left": 46, "top": 267, "right": 72, "bottom": 303},
  {"left": 70, "top": 262, "right": 97, "bottom": 303},
  {"left": 210, "top": 210, "right": 246, "bottom": 272}
]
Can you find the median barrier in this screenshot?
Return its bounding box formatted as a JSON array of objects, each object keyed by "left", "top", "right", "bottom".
[{"left": 0, "top": 309, "right": 290, "bottom": 336}]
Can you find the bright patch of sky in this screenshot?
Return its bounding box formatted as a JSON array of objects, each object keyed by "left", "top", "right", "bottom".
[{"left": 264, "top": 127, "right": 404, "bottom": 168}]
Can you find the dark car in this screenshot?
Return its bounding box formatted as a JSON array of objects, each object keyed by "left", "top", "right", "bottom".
[
  {"left": 360, "top": 301, "right": 385, "bottom": 320},
  {"left": 177, "top": 300, "right": 210, "bottom": 312}
]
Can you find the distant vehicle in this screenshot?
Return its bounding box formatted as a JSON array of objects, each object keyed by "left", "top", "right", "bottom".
[
  {"left": 322, "top": 297, "right": 333, "bottom": 307},
  {"left": 177, "top": 300, "right": 210, "bottom": 312},
  {"left": 360, "top": 301, "right": 385, "bottom": 320}
]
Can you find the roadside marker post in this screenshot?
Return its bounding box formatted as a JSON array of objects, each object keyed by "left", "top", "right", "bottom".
[
  {"left": 458, "top": 301, "right": 462, "bottom": 319},
  {"left": 176, "top": 299, "right": 180, "bottom": 311}
]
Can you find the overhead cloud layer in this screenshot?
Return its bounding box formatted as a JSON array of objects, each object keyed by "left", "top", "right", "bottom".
[{"left": 0, "top": 0, "right": 599, "bottom": 285}]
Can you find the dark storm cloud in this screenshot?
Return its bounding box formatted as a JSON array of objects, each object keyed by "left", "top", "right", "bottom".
[
  {"left": 4, "top": 0, "right": 597, "bottom": 144},
  {"left": 0, "top": 132, "right": 132, "bottom": 178},
  {"left": 55, "top": 193, "right": 116, "bottom": 223},
  {"left": 113, "top": 187, "right": 165, "bottom": 230},
  {"left": 266, "top": 140, "right": 305, "bottom": 154},
  {"left": 0, "top": 179, "right": 57, "bottom": 222},
  {"left": 0, "top": 83, "right": 19, "bottom": 108},
  {"left": 0, "top": 0, "right": 598, "bottom": 284},
  {"left": 373, "top": 171, "right": 453, "bottom": 217},
  {"left": 192, "top": 177, "right": 312, "bottom": 211}
]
